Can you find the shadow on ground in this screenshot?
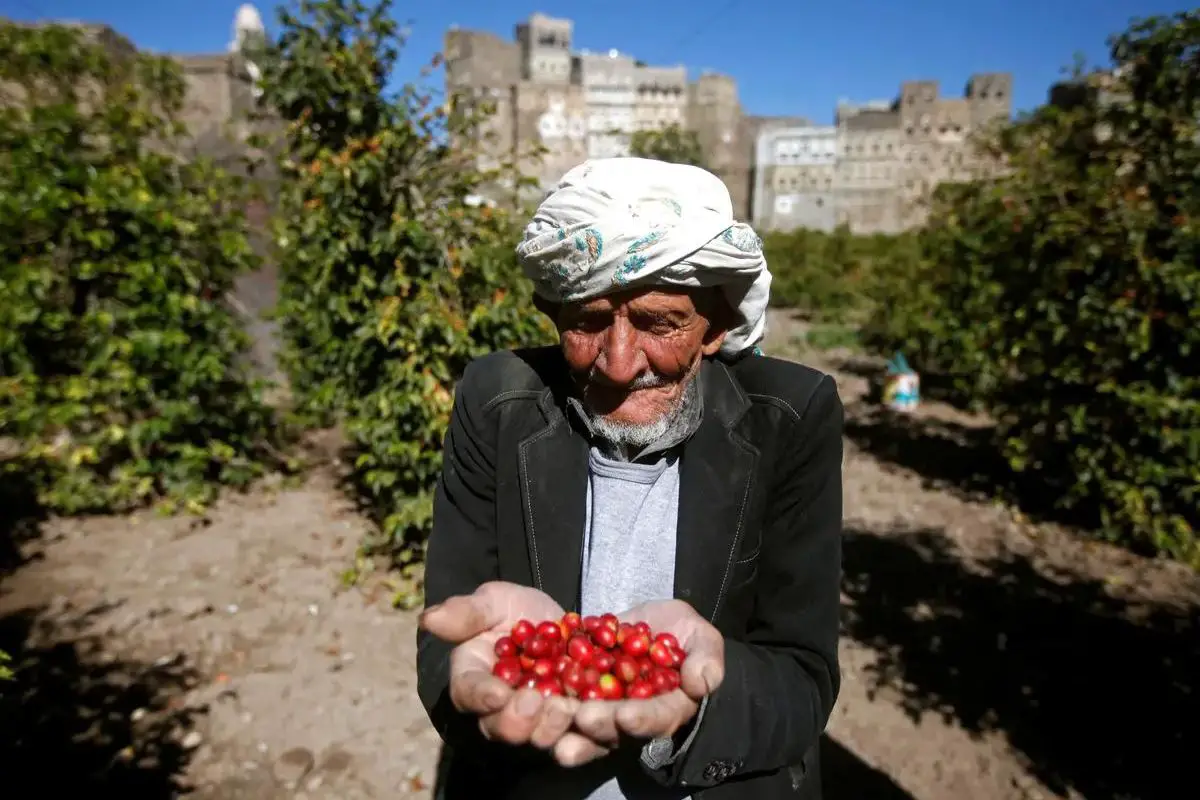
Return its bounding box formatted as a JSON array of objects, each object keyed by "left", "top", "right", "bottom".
[
  {"left": 0, "top": 603, "right": 204, "bottom": 795},
  {"left": 821, "top": 735, "right": 915, "bottom": 800},
  {"left": 842, "top": 403, "right": 1103, "bottom": 534},
  {"left": 841, "top": 523, "right": 1199, "bottom": 800}
]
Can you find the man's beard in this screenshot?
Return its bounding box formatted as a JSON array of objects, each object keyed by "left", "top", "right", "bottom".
[{"left": 584, "top": 370, "right": 700, "bottom": 453}]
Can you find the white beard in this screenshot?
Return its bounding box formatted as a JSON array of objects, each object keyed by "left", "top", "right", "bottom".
[
  {"left": 588, "top": 413, "right": 674, "bottom": 450},
  {"left": 584, "top": 373, "right": 700, "bottom": 454}
]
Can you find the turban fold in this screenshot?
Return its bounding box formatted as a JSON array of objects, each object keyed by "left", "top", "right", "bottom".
[{"left": 515, "top": 157, "right": 771, "bottom": 358}]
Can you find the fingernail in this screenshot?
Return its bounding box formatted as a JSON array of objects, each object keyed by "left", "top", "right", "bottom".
[
  {"left": 515, "top": 691, "right": 541, "bottom": 717},
  {"left": 423, "top": 603, "right": 442, "bottom": 615},
  {"left": 701, "top": 664, "right": 721, "bottom": 694}
]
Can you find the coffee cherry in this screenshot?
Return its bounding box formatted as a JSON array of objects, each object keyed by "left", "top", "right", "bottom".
[
  {"left": 597, "top": 673, "right": 624, "bottom": 700},
  {"left": 490, "top": 613, "right": 687, "bottom": 704},
  {"left": 536, "top": 620, "right": 564, "bottom": 642},
  {"left": 614, "top": 655, "right": 640, "bottom": 685},
  {"left": 531, "top": 658, "right": 556, "bottom": 680},
  {"left": 654, "top": 632, "right": 681, "bottom": 651},
  {"left": 492, "top": 657, "right": 523, "bottom": 687},
  {"left": 591, "top": 649, "right": 616, "bottom": 674},
  {"left": 648, "top": 640, "right": 675, "bottom": 669},
  {"left": 566, "top": 635, "right": 594, "bottom": 665},
  {"left": 524, "top": 635, "right": 553, "bottom": 659},
  {"left": 591, "top": 625, "right": 617, "bottom": 650},
  {"left": 510, "top": 619, "right": 535, "bottom": 645},
  {"left": 621, "top": 632, "right": 650, "bottom": 658},
  {"left": 494, "top": 636, "right": 518, "bottom": 659}
]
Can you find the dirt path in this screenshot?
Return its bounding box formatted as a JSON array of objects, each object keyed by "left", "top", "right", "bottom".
[{"left": 2, "top": 312, "right": 1197, "bottom": 799}]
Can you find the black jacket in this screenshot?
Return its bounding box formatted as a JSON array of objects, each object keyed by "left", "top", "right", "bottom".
[{"left": 417, "top": 346, "right": 844, "bottom": 799}]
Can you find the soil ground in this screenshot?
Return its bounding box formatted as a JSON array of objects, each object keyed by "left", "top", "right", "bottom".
[{"left": 2, "top": 309, "right": 1197, "bottom": 799}]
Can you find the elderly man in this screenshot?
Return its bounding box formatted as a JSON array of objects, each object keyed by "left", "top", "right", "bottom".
[{"left": 417, "top": 158, "right": 843, "bottom": 799}]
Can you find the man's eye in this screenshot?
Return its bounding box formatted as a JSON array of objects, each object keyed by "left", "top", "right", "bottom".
[
  {"left": 570, "top": 316, "right": 609, "bottom": 333},
  {"left": 638, "top": 318, "right": 679, "bottom": 335}
]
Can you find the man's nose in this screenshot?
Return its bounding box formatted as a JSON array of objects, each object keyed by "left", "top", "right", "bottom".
[{"left": 594, "top": 318, "right": 647, "bottom": 386}]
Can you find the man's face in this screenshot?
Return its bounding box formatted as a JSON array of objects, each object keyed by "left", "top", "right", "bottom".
[{"left": 552, "top": 288, "right": 728, "bottom": 436}]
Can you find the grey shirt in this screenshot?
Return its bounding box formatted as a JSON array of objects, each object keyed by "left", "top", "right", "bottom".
[{"left": 556, "top": 375, "right": 707, "bottom": 800}]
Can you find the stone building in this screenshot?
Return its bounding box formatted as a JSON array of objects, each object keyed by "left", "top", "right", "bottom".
[
  {"left": 636, "top": 64, "right": 689, "bottom": 132},
  {"left": 444, "top": 13, "right": 751, "bottom": 217},
  {"left": 751, "top": 73, "right": 1012, "bottom": 234},
  {"left": 835, "top": 104, "right": 904, "bottom": 233},
  {"left": 751, "top": 125, "right": 838, "bottom": 232},
  {"left": 688, "top": 72, "right": 752, "bottom": 223},
  {"left": 575, "top": 50, "right": 637, "bottom": 159}
]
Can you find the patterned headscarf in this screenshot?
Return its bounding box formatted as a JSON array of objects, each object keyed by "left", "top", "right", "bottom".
[{"left": 515, "top": 157, "right": 772, "bottom": 358}]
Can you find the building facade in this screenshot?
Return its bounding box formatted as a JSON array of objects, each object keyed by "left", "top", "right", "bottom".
[
  {"left": 444, "top": 13, "right": 752, "bottom": 217},
  {"left": 575, "top": 50, "right": 637, "bottom": 159},
  {"left": 751, "top": 74, "right": 1013, "bottom": 234},
  {"left": 752, "top": 125, "right": 838, "bottom": 232}
]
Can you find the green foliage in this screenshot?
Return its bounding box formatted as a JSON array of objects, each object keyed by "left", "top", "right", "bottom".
[
  {"left": 0, "top": 649, "right": 11, "bottom": 681},
  {"left": 252, "top": 0, "right": 553, "bottom": 596},
  {"left": 864, "top": 12, "right": 1200, "bottom": 563},
  {"left": 629, "top": 124, "right": 708, "bottom": 169},
  {"left": 0, "top": 23, "right": 282, "bottom": 516},
  {"left": 763, "top": 225, "right": 920, "bottom": 324}
]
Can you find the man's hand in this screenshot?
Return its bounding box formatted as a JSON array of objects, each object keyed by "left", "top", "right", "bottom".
[
  {"left": 559, "top": 599, "right": 725, "bottom": 767},
  {"left": 419, "top": 581, "right": 581, "bottom": 752}
]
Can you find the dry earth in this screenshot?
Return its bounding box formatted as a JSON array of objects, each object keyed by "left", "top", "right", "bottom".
[{"left": 2, "top": 309, "right": 1197, "bottom": 799}]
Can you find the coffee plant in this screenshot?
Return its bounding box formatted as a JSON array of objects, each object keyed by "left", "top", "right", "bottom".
[
  {"left": 0, "top": 22, "right": 282, "bottom": 517},
  {"left": 763, "top": 225, "right": 920, "bottom": 325},
  {"left": 250, "top": 0, "right": 553, "bottom": 600},
  {"left": 865, "top": 11, "right": 1200, "bottom": 563}
]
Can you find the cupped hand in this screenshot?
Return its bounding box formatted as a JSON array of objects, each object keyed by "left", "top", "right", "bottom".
[
  {"left": 561, "top": 599, "right": 725, "bottom": 767},
  {"left": 419, "top": 581, "right": 580, "bottom": 751}
]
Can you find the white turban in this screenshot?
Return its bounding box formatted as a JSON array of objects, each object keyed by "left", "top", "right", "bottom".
[{"left": 515, "top": 157, "right": 772, "bottom": 358}]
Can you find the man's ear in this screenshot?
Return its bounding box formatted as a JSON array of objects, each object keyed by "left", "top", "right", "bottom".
[
  {"left": 701, "top": 329, "right": 728, "bottom": 357},
  {"left": 699, "top": 289, "right": 733, "bottom": 356}
]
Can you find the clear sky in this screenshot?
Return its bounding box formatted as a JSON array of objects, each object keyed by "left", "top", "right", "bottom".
[{"left": 2, "top": 0, "right": 1194, "bottom": 123}]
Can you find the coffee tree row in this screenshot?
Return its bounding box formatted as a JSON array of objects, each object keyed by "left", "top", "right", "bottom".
[
  {"left": 0, "top": 22, "right": 282, "bottom": 520},
  {"left": 248, "top": 0, "right": 553, "bottom": 601},
  {"left": 861, "top": 11, "right": 1199, "bottom": 563}
]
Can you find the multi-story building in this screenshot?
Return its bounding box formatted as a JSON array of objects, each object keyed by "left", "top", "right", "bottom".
[
  {"left": 636, "top": 64, "right": 689, "bottom": 132},
  {"left": 836, "top": 104, "right": 904, "bottom": 233},
  {"left": 575, "top": 50, "right": 637, "bottom": 159},
  {"left": 751, "top": 125, "right": 838, "bottom": 232},
  {"left": 444, "top": 13, "right": 751, "bottom": 217},
  {"left": 751, "top": 74, "right": 1012, "bottom": 233}
]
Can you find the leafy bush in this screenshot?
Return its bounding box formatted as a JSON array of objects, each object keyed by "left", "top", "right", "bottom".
[
  {"left": 251, "top": 0, "right": 553, "bottom": 598},
  {"left": 0, "top": 22, "right": 282, "bottom": 516},
  {"left": 865, "top": 12, "right": 1200, "bottom": 563},
  {"left": 763, "top": 225, "right": 919, "bottom": 324}
]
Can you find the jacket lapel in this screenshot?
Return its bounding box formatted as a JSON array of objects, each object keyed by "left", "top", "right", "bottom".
[
  {"left": 675, "top": 360, "right": 757, "bottom": 622},
  {"left": 518, "top": 394, "right": 590, "bottom": 612}
]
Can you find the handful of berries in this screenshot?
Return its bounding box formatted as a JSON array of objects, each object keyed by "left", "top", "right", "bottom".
[{"left": 492, "top": 611, "right": 687, "bottom": 700}]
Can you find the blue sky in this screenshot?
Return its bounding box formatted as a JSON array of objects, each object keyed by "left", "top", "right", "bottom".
[{"left": 2, "top": 0, "right": 1193, "bottom": 123}]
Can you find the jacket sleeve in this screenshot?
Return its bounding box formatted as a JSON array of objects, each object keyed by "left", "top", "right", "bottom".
[
  {"left": 415, "top": 362, "right": 505, "bottom": 755},
  {"left": 645, "top": 374, "right": 843, "bottom": 788}
]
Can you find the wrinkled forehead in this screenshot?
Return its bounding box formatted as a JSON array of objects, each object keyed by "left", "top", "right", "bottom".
[{"left": 563, "top": 286, "right": 725, "bottom": 319}]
